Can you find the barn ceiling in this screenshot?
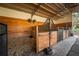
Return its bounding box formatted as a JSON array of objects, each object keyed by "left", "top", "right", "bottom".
[{"left": 0, "top": 3, "right": 79, "bottom": 20}]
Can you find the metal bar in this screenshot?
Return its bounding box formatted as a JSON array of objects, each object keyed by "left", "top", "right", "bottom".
[{"left": 31, "top": 4, "right": 41, "bottom": 20}]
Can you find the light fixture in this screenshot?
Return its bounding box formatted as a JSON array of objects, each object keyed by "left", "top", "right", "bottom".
[{"left": 27, "top": 18, "right": 36, "bottom": 23}]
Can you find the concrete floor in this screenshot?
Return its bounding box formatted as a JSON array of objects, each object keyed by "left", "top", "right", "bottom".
[
  {"left": 52, "top": 37, "right": 77, "bottom": 56},
  {"left": 67, "top": 39, "right": 79, "bottom": 56}
]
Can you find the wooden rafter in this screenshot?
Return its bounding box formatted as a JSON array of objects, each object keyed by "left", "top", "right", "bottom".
[{"left": 0, "top": 3, "right": 78, "bottom": 20}]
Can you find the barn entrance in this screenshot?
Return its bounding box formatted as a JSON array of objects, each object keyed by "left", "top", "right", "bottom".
[{"left": 0, "top": 23, "right": 7, "bottom": 56}]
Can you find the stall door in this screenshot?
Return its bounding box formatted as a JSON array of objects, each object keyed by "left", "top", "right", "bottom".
[
  {"left": 0, "top": 24, "right": 7, "bottom": 56},
  {"left": 57, "top": 29, "right": 63, "bottom": 42}
]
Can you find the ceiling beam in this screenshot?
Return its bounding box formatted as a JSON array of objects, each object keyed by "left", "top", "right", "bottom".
[
  {"left": 12, "top": 3, "right": 57, "bottom": 18},
  {"left": 45, "top": 3, "right": 63, "bottom": 17},
  {"left": 0, "top": 3, "right": 33, "bottom": 14},
  {"left": 0, "top": 3, "right": 53, "bottom": 18},
  {"left": 33, "top": 3, "right": 59, "bottom": 18},
  {"left": 0, "top": 3, "right": 74, "bottom": 20}
]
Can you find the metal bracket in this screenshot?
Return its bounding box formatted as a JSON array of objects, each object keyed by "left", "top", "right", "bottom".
[{"left": 31, "top": 4, "right": 41, "bottom": 20}]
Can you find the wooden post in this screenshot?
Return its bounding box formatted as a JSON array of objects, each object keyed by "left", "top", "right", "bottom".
[
  {"left": 48, "top": 19, "right": 51, "bottom": 47},
  {"left": 36, "top": 26, "right": 39, "bottom": 53}
]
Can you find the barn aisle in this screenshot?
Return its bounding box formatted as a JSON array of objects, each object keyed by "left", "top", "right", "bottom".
[
  {"left": 52, "top": 37, "right": 77, "bottom": 56},
  {"left": 67, "top": 38, "right": 79, "bottom": 56}
]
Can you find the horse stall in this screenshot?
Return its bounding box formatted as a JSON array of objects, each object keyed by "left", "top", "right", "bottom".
[
  {"left": 57, "top": 28, "right": 71, "bottom": 42},
  {"left": 8, "top": 26, "right": 36, "bottom": 56},
  {"left": 33, "top": 24, "right": 71, "bottom": 53},
  {"left": 34, "top": 25, "right": 57, "bottom": 53},
  {"left": 57, "top": 29, "right": 63, "bottom": 42}
]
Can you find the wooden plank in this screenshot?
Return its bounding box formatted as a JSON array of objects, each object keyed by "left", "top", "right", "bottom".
[{"left": 36, "top": 31, "right": 57, "bottom": 52}]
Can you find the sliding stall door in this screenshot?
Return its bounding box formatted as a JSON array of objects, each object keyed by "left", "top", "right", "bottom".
[
  {"left": 57, "top": 29, "right": 63, "bottom": 42},
  {"left": 0, "top": 24, "right": 7, "bottom": 56}
]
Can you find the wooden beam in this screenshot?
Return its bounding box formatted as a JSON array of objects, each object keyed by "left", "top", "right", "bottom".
[
  {"left": 0, "top": 4, "right": 48, "bottom": 18},
  {"left": 0, "top": 3, "right": 72, "bottom": 20},
  {"left": 33, "top": 3, "right": 62, "bottom": 18},
  {"left": 10, "top": 3, "right": 57, "bottom": 18},
  {"left": 45, "top": 3, "right": 63, "bottom": 17},
  {"left": 40, "top": 4, "right": 58, "bottom": 16},
  {"left": 0, "top": 3, "right": 33, "bottom": 14},
  {"left": 33, "top": 4, "right": 58, "bottom": 18}
]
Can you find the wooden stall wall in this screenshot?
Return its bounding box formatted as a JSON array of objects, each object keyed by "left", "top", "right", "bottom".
[
  {"left": 36, "top": 23, "right": 72, "bottom": 52},
  {"left": 50, "top": 31, "right": 57, "bottom": 45},
  {"left": 51, "top": 22, "right": 72, "bottom": 30},
  {"left": 0, "top": 16, "right": 42, "bottom": 55},
  {"left": 35, "top": 22, "right": 72, "bottom": 53},
  {"left": 36, "top": 31, "right": 57, "bottom": 53},
  {"left": 38, "top": 32, "right": 49, "bottom": 52},
  {"left": 63, "top": 30, "right": 69, "bottom": 39}
]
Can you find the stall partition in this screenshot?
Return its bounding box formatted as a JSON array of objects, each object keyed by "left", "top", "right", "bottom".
[
  {"left": 34, "top": 25, "right": 71, "bottom": 53},
  {"left": 35, "top": 26, "right": 57, "bottom": 53}
]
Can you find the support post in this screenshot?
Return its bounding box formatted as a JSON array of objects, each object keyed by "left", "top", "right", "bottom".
[
  {"left": 43, "top": 18, "right": 53, "bottom": 55},
  {"left": 36, "top": 26, "right": 39, "bottom": 53},
  {"left": 48, "top": 19, "right": 51, "bottom": 47}
]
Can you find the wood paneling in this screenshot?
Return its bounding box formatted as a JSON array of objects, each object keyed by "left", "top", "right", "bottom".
[
  {"left": 38, "top": 32, "right": 49, "bottom": 52},
  {"left": 63, "top": 30, "right": 69, "bottom": 39},
  {"left": 36, "top": 31, "right": 57, "bottom": 52},
  {"left": 51, "top": 31, "right": 57, "bottom": 45},
  {"left": 51, "top": 22, "right": 72, "bottom": 30},
  {"left": 0, "top": 16, "right": 43, "bottom": 55}
]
